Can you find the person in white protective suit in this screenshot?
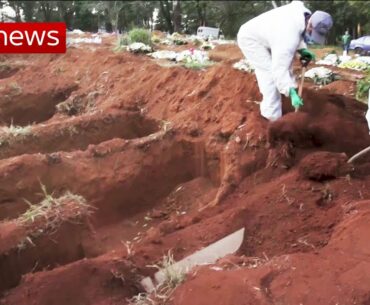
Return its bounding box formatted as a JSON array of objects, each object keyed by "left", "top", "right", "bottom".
[{"left": 237, "top": 1, "right": 333, "bottom": 121}]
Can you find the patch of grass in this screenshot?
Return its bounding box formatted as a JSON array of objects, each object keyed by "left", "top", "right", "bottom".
[
  {"left": 173, "top": 39, "right": 187, "bottom": 45},
  {"left": 17, "top": 184, "right": 93, "bottom": 234},
  {"left": 151, "top": 251, "right": 186, "bottom": 300},
  {"left": 170, "top": 32, "right": 187, "bottom": 45},
  {"left": 356, "top": 70, "right": 370, "bottom": 102},
  {"left": 184, "top": 60, "right": 214, "bottom": 70},
  {"left": 119, "top": 34, "right": 130, "bottom": 46},
  {"left": 114, "top": 35, "right": 129, "bottom": 52},
  {"left": 309, "top": 44, "right": 340, "bottom": 50},
  {"left": 312, "top": 74, "right": 337, "bottom": 86},
  {"left": 151, "top": 34, "right": 161, "bottom": 44},
  {"left": 8, "top": 81, "right": 22, "bottom": 95},
  {"left": 114, "top": 30, "right": 152, "bottom": 52},
  {"left": 281, "top": 184, "right": 295, "bottom": 205},
  {"left": 120, "top": 34, "right": 130, "bottom": 46},
  {"left": 129, "top": 251, "right": 186, "bottom": 305},
  {"left": 0, "top": 63, "right": 11, "bottom": 72},
  {"left": 201, "top": 43, "right": 213, "bottom": 50},
  {"left": 66, "top": 125, "right": 79, "bottom": 137},
  {"left": 128, "top": 28, "right": 151, "bottom": 45},
  {"left": 160, "top": 120, "right": 172, "bottom": 132},
  {"left": 192, "top": 38, "right": 202, "bottom": 47},
  {"left": 0, "top": 123, "right": 32, "bottom": 146},
  {"left": 54, "top": 67, "right": 65, "bottom": 75},
  {"left": 152, "top": 251, "right": 186, "bottom": 289},
  {"left": 128, "top": 293, "right": 155, "bottom": 305},
  {"left": 0, "top": 123, "right": 32, "bottom": 138}
]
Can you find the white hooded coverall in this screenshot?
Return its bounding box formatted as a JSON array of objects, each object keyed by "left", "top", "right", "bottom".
[{"left": 237, "top": 1, "right": 311, "bottom": 121}]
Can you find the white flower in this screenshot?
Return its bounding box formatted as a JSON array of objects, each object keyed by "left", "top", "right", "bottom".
[
  {"left": 304, "top": 67, "right": 333, "bottom": 79},
  {"left": 127, "top": 43, "right": 152, "bottom": 53},
  {"left": 233, "top": 59, "right": 254, "bottom": 72},
  {"left": 148, "top": 50, "right": 178, "bottom": 60}
]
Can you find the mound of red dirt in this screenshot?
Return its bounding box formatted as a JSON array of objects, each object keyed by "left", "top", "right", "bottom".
[
  {"left": 322, "top": 79, "right": 356, "bottom": 97},
  {"left": 298, "top": 151, "right": 353, "bottom": 181},
  {"left": 1, "top": 255, "right": 139, "bottom": 305},
  {"left": 269, "top": 90, "right": 370, "bottom": 155},
  {"left": 209, "top": 43, "right": 243, "bottom": 63}
]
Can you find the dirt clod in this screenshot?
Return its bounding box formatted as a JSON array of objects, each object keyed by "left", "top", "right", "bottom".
[{"left": 298, "top": 151, "right": 354, "bottom": 181}]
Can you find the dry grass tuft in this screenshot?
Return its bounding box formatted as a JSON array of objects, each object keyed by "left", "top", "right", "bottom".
[
  {"left": 128, "top": 251, "right": 186, "bottom": 305},
  {"left": 0, "top": 123, "right": 32, "bottom": 146},
  {"left": 17, "top": 184, "right": 94, "bottom": 235}
]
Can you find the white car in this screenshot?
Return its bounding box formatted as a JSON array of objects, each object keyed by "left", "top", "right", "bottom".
[{"left": 349, "top": 35, "right": 370, "bottom": 55}]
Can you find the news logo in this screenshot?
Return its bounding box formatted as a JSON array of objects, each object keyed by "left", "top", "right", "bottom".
[{"left": 0, "top": 22, "right": 66, "bottom": 53}]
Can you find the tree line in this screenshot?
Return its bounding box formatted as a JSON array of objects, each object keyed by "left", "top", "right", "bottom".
[{"left": 0, "top": 1, "right": 369, "bottom": 42}]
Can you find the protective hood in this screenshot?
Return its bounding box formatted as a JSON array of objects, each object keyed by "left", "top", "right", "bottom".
[{"left": 306, "top": 11, "right": 333, "bottom": 45}]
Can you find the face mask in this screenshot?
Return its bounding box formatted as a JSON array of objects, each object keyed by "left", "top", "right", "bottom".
[{"left": 304, "top": 33, "right": 316, "bottom": 45}]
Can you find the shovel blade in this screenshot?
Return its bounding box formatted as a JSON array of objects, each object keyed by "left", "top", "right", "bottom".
[{"left": 141, "top": 228, "right": 245, "bottom": 292}]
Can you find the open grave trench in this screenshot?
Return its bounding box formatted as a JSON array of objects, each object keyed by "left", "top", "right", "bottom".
[
  {"left": 0, "top": 123, "right": 221, "bottom": 294},
  {"left": 0, "top": 63, "right": 21, "bottom": 80},
  {"left": 0, "top": 73, "right": 162, "bottom": 160},
  {"left": 0, "top": 68, "right": 218, "bottom": 292},
  {"left": 0, "top": 82, "right": 78, "bottom": 126},
  {"left": 0, "top": 56, "right": 225, "bottom": 298},
  {"left": 0, "top": 109, "right": 159, "bottom": 160}
]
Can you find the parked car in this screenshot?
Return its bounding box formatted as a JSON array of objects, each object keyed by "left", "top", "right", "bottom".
[{"left": 349, "top": 35, "right": 370, "bottom": 55}]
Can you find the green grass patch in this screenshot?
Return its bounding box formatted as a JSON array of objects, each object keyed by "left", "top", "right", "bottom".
[
  {"left": 356, "top": 70, "right": 370, "bottom": 102},
  {"left": 184, "top": 60, "right": 214, "bottom": 70},
  {"left": 128, "top": 28, "right": 151, "bottom": 45},
  {"left": 114, "top": 28, "right": 152, "bottom": 52}
]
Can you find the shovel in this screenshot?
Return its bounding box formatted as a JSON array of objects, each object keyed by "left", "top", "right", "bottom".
[{"left": 141, "top": 227, "right": 245, "bottom": 292}]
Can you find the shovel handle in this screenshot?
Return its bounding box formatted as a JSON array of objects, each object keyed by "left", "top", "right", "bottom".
[
  {"left": 295, "top": 66, "right": 306, "bottom": 113},
  {"left": 298, "top": 66, "right": 306, "bottom": 97},
  {"left": 347, "top": 145, "right": 370, "bottom": 163}
]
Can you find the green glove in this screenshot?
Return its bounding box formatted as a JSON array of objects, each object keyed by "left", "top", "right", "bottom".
[
  {"left": 289, "top": 88, "right": 303, "bottom": 110},
  {"left": 298, "top": 48, "right": 315, "bottom": 66}
]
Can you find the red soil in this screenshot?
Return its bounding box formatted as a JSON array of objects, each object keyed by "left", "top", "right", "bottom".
[
  {"left": 0, "top": 38, "right": 369, "bottom": 305},
  {"left": 322, "top": 79, "right": 356, "bottom": 97},
  {"left": 172, "top": 201, "right": 370, "bottom": 305},
  {"left": 298, "top": 151, "right": 353, "bottom": 181}
]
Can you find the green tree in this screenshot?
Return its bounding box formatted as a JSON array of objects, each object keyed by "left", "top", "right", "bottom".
[
  {"left": 38, "top": 1, "right": 56, "bottom": 22},
  {"left": 57, "top": 1, "right": 75, "bottom": 29},
  {"left": 158, "top": 0, "right": 174, "bottom": 33},
  {"left": 118, "top": 1, "right": 156, "bottom": 32},
  {"left": 74, "top": 0, "right": 99, "bottom": 32},
  {"left": 173, "top": 0, "right": 181, "bottom": 33},
  {"left": 21, "top": 1, "right": 37, "bottom": 21},
  {"left": 215, "top": 1, "right": 269, "bottom": 38}
]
